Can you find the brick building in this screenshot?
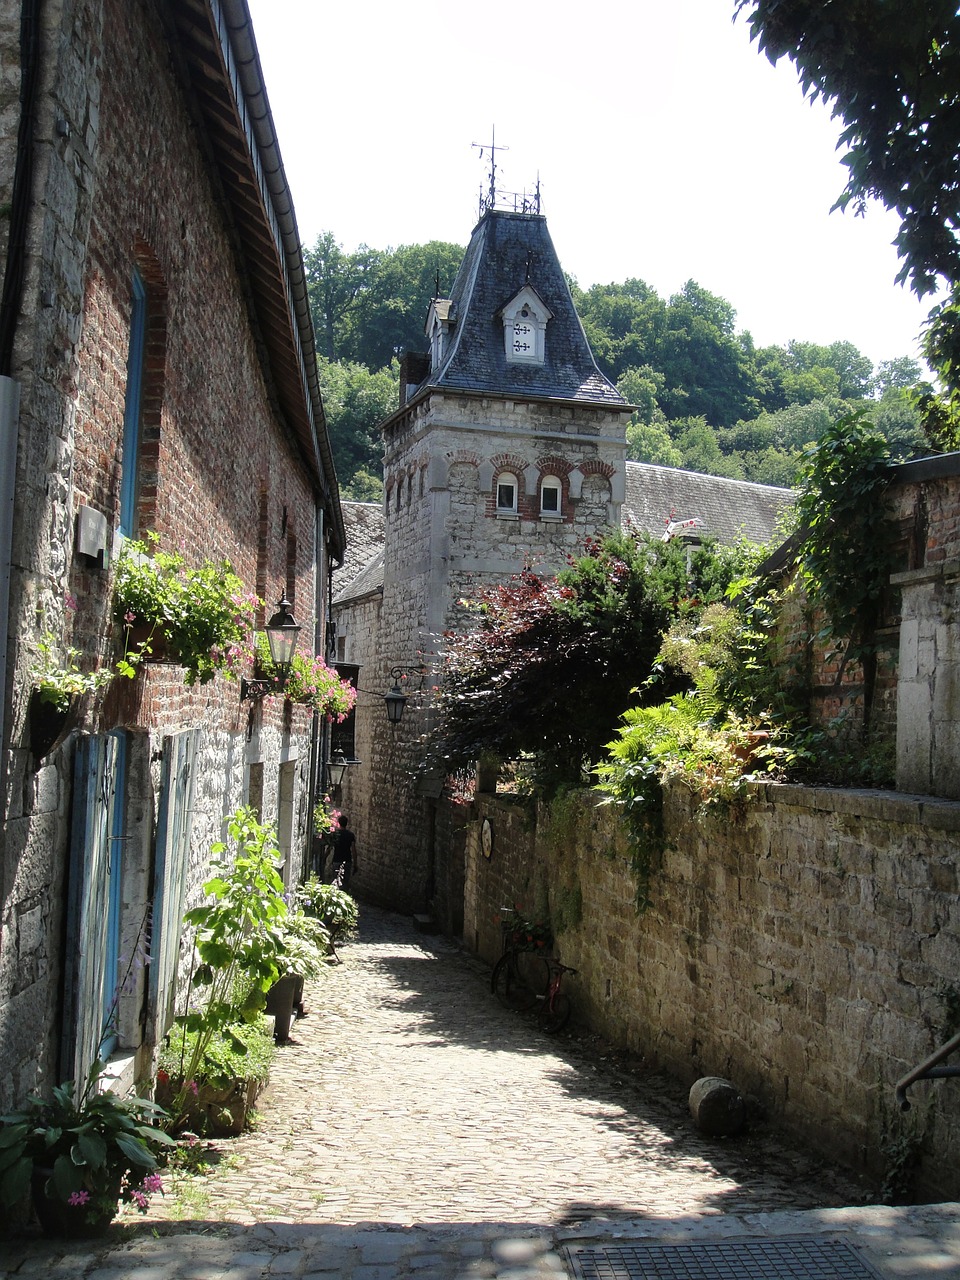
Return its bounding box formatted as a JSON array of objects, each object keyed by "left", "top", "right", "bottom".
[{"left": 0, "top": 0, "right": 344, "bottom": 1103}]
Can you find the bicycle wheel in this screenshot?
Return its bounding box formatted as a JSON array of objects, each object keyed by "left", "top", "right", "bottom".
[
  {"left": 538, "top": 991, "right": 571, "bottom": 1034},
  {"left": 492, "top": 952, "right": 544, "bottom": 1011}
]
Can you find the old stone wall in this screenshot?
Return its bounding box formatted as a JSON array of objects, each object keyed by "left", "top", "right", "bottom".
[{"left": 463, "top": 784, "right": 960, "bottom": 1201}]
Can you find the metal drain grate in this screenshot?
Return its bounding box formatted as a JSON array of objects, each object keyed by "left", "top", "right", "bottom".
[{"left": 563, "top": 1237, "right": 886, "bottom": 1280}]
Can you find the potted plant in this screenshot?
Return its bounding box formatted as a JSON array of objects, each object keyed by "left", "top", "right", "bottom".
[
  {"left": 0, "top": 1058, "right": 173, "bottom": 1237},
  {"left": 267, "top": 907, "right": 331, "bottom": 1039},
  {"left": 156, "top": 1017, "right": 275, "bottom": 1136},
  {"left": 298, "top": 876, "right": 359, "bottom": 963},
  {"left": 166, "top": 808, "right": 289, "bottom": 1128},
  {"left": 29, "top": 634, "right": 115, "bottom": 757},
  {"left": 114, "top": 533, "right": 258, "bottom": 685}
]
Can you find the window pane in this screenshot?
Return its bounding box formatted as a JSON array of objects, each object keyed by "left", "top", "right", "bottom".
[
  {"left": 542, "top": 485, "right": 560, "bottom": 512},
  {"left": 497, "top": 483, "right": 515, "bottom": 509}
]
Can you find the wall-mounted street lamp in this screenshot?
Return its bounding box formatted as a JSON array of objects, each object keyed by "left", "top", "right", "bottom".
[
  {"left": 384, "top": 665, "right": 425, "bottom": 724},
  {"left": 326, "top": 752, "right": 351, "bottom": 790},
  {"left": 240, "top": 597, "right": 301, "bottom": 701}
]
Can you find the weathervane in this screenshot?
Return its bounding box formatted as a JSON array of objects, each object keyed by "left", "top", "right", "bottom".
[{"left": 472, "top": 128, "right": 542, "bottom": 218}]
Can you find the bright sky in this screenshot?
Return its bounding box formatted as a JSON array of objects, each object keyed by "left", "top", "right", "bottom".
[{"left": 247, "top": 0, "right": 931, "bottom": 371}]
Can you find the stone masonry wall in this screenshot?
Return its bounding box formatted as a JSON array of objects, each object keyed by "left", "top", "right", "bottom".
[{"left": 463, "top": 784, "right": 960, "bottom": 1202}]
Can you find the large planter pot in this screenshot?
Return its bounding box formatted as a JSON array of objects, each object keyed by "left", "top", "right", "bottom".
[
  {"left": 30, "top": 1168, "right": 117, "bottom": 1238},
  {"left": 265, "top": 973, "right": 299, "bottom": 1042},
  {"left": 28, "top": 691, "right": 85, "bottom": 759},
  {"left": 155, "top": 1074, "right": 263, "bottom": 1137}
]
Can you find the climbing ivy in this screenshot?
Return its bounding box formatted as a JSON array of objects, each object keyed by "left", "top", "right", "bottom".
[{"left": 792, "top": 410, "right": 897, "bottom": 665}]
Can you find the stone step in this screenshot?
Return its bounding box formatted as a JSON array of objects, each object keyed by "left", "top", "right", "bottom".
[{"left": 412, "top": 912, "right": 439, "bottom": 934}]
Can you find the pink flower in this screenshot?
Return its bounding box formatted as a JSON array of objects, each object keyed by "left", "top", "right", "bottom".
[
  {"left": 67, "top": 1190, "right": 90, "bottom": 1206},
  {"left": 143, "top": 1174, "right": 164, "bottom": 1193},
  {"left": 124, "top": 610, "right": 136, "bottom": 624},
  {"left": 131, "top": 1189, "right": 149, "bottom": 1208},
  {"left": 188, "top": 1079, "right": 199, "bottom": 1096}
]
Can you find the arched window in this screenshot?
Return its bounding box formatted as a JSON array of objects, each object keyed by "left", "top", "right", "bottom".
[
  {"left": 496, "top": 472, "right": 518, "bottom": 514},
  {"left": 540, "top": 475, "right": 562, "bottom": 517}
]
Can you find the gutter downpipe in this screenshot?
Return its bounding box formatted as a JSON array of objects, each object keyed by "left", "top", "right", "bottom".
[
  {"left": 0, "top": 378, "right": 21, "bottom": 772},
  {"left": 0, "top": 0, "right": 41, "bottom": 779}
]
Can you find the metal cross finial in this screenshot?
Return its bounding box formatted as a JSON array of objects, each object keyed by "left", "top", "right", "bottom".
[{"left": 472, "top": 126, "right": 509, "bottom": 214}]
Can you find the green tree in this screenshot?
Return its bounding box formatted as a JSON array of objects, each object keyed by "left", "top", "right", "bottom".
[
  {"left": 340, "top": 240, "right": 464, "bottom": 370},
  {"left": 736, "top": 1, "right": 960, "bottom": 435},
  {"left": 318, "top": 358, "right": 396, "bottom": 487},
  {"left": 304, "top": 232, "right": 382, "bottom": 361},
  {"left": 675, "top": 417, "right": 746, "bottom": 479}
]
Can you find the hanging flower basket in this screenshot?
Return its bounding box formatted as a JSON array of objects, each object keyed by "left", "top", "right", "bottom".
[{"left": 28, "top": 689, "right": 85, "bottom": 758}]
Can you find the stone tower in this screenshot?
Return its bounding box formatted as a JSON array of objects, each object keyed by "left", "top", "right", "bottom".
[{"left": 334, "top": 208, "right": 634, "bottom": 916}]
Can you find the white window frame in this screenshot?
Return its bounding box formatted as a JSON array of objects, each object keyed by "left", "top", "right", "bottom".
[
  {"left": 496, "top": 472, "right": 518, "bottom": 515},
  {"left": 540, "top": 475, "right": 562, "bottom": 518},
  {"left": 501, "top": 286, "right": 553, "bottom": 365}
]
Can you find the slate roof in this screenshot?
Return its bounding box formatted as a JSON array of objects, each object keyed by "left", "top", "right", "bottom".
[
  {"left": 419, "top": 210, "right": 626, "bottom": 406},
  {"left": 623, "top": 463, "right": 792, "bottom": 545},
  {"left": 334, "top": 502, "right": 386, "bottom": 602}
]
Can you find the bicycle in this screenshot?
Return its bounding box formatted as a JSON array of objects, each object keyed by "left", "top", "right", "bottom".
[
  {"left": 491, "top": 906, "right": 551, "bottom": 1013},
  {"left": 490, "top": 907, "right": 577, "bottom": 1033},
  {"left": 535, "top": 958, "right": 577, "bottom": 1034}
]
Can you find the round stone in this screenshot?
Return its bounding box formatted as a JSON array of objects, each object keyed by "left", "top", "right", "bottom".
[{"left": 688, "top": 1076, "right": 746, "bottom": 1136}]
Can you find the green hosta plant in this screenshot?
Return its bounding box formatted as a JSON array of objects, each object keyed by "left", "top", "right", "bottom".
[
  {"left": 0, "top": 1056, "right": 174, "bottom": 1227},
  {"left": 297, "top": 876, "right": 359, "bottom": 946},
  {"left": 114, "top": 533, "right": 258, "bottom": 685}
]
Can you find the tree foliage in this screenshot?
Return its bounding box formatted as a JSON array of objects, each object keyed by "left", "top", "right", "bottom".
[
  {"left": 429, "top": 531, "right": 763, "bottom": 793},
  {"left": 736, "top": 0, "right": 960, "bottom": 437}
]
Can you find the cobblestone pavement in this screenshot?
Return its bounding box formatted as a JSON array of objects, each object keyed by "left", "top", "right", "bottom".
[{"left": 3, "top": 906, "right": 959, "bottom": 1278}]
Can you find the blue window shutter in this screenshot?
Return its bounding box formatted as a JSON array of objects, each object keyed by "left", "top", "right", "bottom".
[
  {"left": 119, "top": 270, "right": 146, "bottom": 538},
  {"left": 148, "top": 730, "right": 200, "bottom": 1042},
  {"left": 62, "top": 733, "right": 120, "bottom": 1082}
]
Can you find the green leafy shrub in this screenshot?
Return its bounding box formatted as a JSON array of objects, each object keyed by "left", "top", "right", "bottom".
[
  {"left": 297, "top": 877, "right": 359, "bottom": 945},
  {"left": 158, "top": 1018, "right": 275, "bottom": 1093},
  {"left": 114, "top": 534, "right": 257, "bottom": 685}
]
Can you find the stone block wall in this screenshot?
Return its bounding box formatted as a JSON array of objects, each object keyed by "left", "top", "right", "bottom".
[{"left": 463, "top": 784, "right": 960, "bottom": 1201}]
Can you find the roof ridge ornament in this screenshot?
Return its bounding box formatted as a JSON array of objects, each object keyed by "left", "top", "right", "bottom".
[{"left": 472, "top": 127, "right": 542, "bottom": 218}]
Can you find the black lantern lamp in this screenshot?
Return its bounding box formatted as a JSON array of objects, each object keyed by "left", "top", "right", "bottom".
[
  {"left": 383, "top": 665, "right": 425, "bottom": 724},
  {"left": 326, "top": 753, "right": 349, "bottom": 789},
  {"left": 241, "top": 597, "right": 301, "bottom": 701}
]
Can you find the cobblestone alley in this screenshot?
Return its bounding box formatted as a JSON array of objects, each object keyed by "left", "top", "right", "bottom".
[{"left": 4, "top": 906, "right": 959, "bottom": 1279}]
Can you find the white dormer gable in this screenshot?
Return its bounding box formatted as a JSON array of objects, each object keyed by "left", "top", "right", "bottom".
[
  {"left": 425, "top": 298, "right": 456, "bottom": 371},
  {"left": 500, "top": 285, "right": 552, "bottom": 365}
]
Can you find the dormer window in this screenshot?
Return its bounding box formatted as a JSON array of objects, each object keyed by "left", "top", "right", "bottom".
[
  {"left": 425, "top": 298, "right": 456, "bottom": 372},
  {"left": 500, "top": 286, "right": 552, "bottom": 365},
  {"left": 496, "top": 472, "right": 518, "bottom": 514}
]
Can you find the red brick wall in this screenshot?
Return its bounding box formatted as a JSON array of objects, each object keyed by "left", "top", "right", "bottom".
[{"left": 66, "top": 0, "right": 318, "bottom": 732}]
